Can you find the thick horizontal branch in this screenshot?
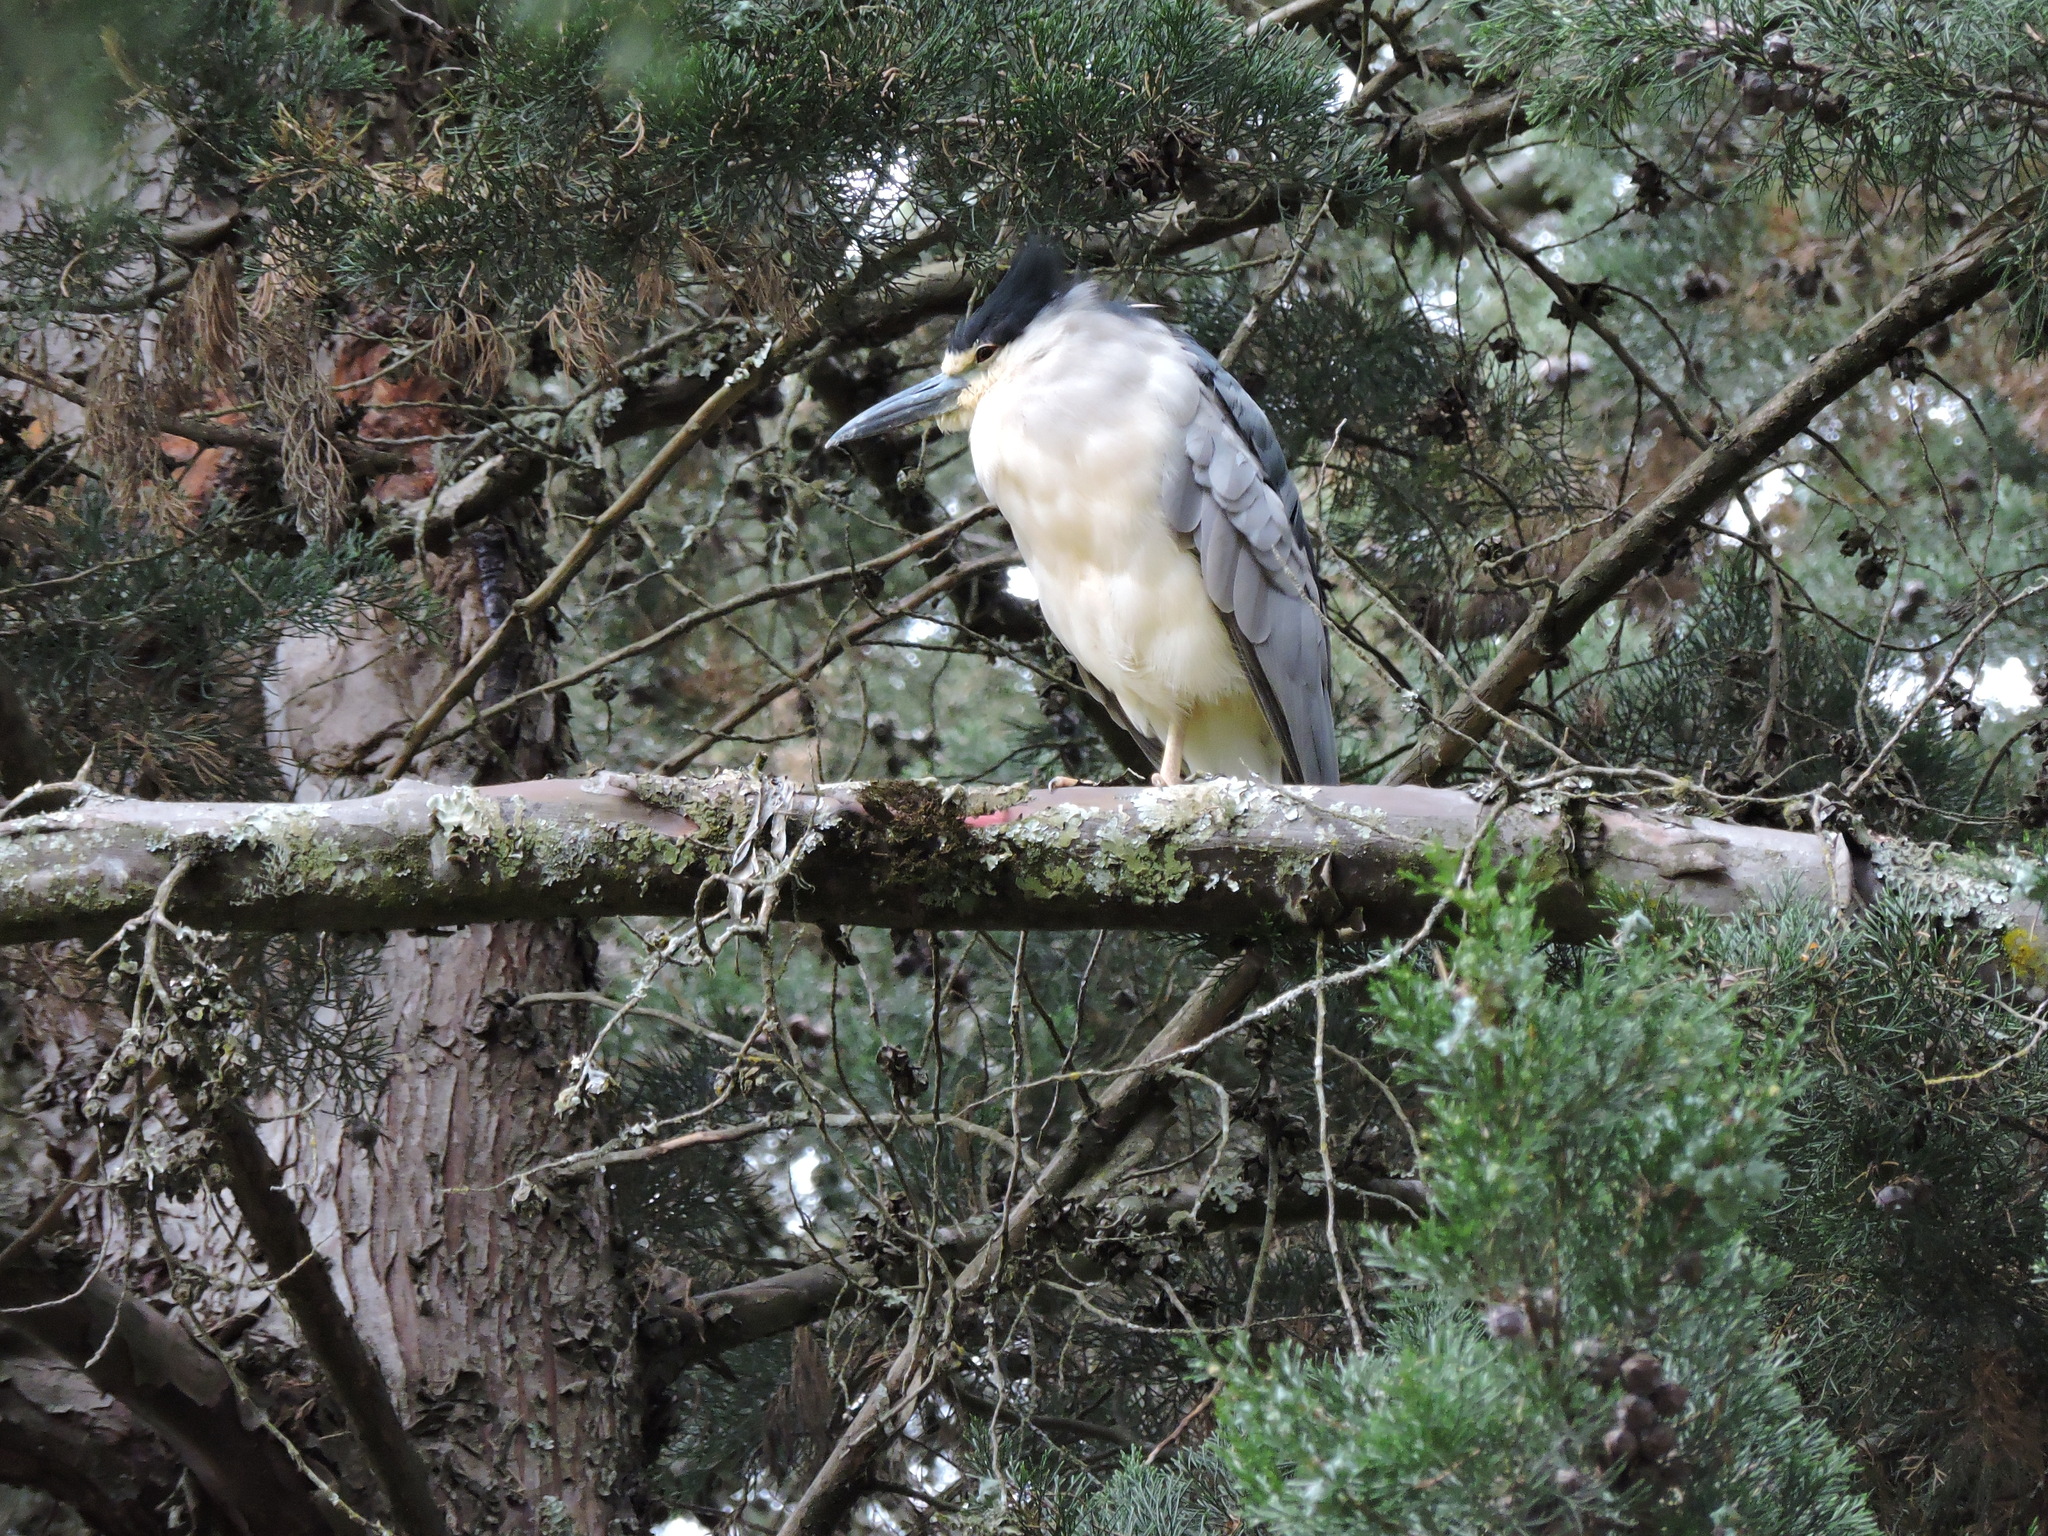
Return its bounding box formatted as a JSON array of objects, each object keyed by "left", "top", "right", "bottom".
[{"left": 2, "top": 772, "right": 2037, "bottom": 945}]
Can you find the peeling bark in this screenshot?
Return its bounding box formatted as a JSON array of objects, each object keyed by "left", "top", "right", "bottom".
[
  {"left": 0, "top": 1348, "right": 179, "bottom": 1536},
  {"left": 196, "top": 1099, "right": 451, "bottom": 1536},
  {"left": 293, "top": 922, "right": 637, "bottom": 1531},
  {"left": 246, "top": 509, "right": 640, "bottom": 1531},
  {"left": 0, "top": 773, "right": 2031, "bottom": 946}
]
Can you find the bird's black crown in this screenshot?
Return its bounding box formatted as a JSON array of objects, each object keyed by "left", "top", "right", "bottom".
[{"left": 948, "top": 240, "right": 1070, "bottom": 355}]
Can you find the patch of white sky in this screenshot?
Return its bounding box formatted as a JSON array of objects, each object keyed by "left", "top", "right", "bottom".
[
  {"left": 1408, "top": 272, "right": 1464, "bottom": 328},
  {"left": 1884, "top": 380, "right": 1970, "bottom": 436},
  {"left": 895, "top": 569, "right": 1038, "bottom": 650},
  {"left": 1729, "top": 461, "right": 2033, "bottom": 721},
  {"left": 742, "top": 1134, "right": 828, "bottom": 1237},
  {"left": 1714, "top": 464, "right": 1804, "bottom": 547},
  {"left": 1873, "top": 654, "right": 2038, "bottom": 720},
  {"left": 836, "top": 151, "right": 925, "bottom": 267}
]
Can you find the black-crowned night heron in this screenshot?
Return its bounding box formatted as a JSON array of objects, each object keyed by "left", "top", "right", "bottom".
[{"left": 827, "top": 242, "right": 1340, "bottom": 786}]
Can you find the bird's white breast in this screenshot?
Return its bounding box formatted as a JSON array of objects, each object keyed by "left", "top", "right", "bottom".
[{"left": 968, "top": 299, "right": 1276, "bottom": 774}]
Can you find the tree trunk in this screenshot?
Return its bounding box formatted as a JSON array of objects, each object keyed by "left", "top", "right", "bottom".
[
  {"left": 3, "top": 419, "right": 646, "bottom": 1530},
  {"left": 251, "top": 514, "right": 641, "bottom": 1530}
]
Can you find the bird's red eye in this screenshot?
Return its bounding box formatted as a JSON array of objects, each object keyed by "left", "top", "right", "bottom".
[{"left": 974, "top": 342, "right": 997, "bottom": 364}]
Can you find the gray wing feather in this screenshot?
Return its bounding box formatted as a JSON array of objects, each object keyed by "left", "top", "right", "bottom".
[{"left": 1170, "top": 336, "right": 1341, "bottom": 784}]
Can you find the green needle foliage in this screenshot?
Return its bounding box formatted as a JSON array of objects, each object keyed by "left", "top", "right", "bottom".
[
  {"left": 1708, "top": 895, "right": 2048, "bottom": 1526},
  {"left": 1220, "top": 873, "right": 1874, "bottom": 1534}
]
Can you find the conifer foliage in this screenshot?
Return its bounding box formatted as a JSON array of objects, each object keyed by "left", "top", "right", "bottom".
[
  {"left": 1222, "top": 881, "right": 1870, "bottom": 1535},
  {"left": 3, "top": 0, "right": 2048, "bottom": 1533}
]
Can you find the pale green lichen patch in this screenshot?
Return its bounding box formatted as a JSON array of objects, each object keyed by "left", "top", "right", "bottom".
[
  {"left": 1128, "top": 779, "right": 1261, "bottom": 839},
  {"left": 960, "top": 780, "right": 1374, "bottom": 914},
  {"left": 975, "top": 783, "right": 1225, "bottom": 907},
  {"left": 972, "top": 800, "right": 1191, "bottom": 906},
  {"left": 958, "top": 783, "right": 1033, "bottom": 817},
  {"left": 430, "top": 786, "right": 515, "bottom": 877},
  {"left": 1871, "top": 836, "right": 2015, "bottom": 921},
  {"left": 225, "top": 804, "right": 360, "bottom": 894},
  {"left": 620, "top": 769, "right": 807, "bottom": 872}
]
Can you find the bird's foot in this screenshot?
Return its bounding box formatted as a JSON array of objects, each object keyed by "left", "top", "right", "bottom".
[
  {"left": 1152, "top": 720, "right": 1188, "bottom": 789},
  {"left": 1048, "top": 775, "right": 1081, "bottom": 789}
]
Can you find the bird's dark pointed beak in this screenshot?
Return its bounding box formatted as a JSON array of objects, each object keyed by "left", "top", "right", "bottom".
[{"left": 825, "top": 372, "right": 966, "bottom": 449}]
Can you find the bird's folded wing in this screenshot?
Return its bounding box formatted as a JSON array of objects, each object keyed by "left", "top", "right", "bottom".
[{"left": 1168, "top": 339, "right": 1341, "bottom": 784}]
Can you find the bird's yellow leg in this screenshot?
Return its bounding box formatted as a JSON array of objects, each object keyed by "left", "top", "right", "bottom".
[{"left": 1151, "top": 717, "right": 1187, "bottom": 787}]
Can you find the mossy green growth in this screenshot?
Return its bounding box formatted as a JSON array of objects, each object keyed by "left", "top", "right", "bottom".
[{"left": 976, "top": 781, "right": 1343, "bottom": 911}]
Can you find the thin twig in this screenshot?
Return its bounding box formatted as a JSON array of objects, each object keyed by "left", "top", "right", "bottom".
[
  {"left": 418, "top": 505, "right": 1000, "bottom": 753},
  {"left": 1216, "top": 191, "right": 1333, "bottom": 373},
  {"left": 376, "top": 323, "right": 816, "bottom": 786},
  {"left": 1313, "top": 934, "right": 1367, "bottom": 1350},
  {"left": 1843, "top": 577, "right": 2048, "bottom": 801},
  {"left": 1438, "top": 171, "right": 1708, "bottom": 449},
  {"left": 657, "top": 552, "right": 1018, "bottom": 773}
]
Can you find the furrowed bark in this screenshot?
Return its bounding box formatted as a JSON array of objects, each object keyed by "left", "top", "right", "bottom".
[
  {"left": 6, "top": 773, "right": 2024, "bottom": 945},
  {"left": 1385, "top": 203, "right": 2032, "bottom": 787},
  {"left": 770, "top": 956, "right": 1267, "bottom": 1536},
  {"left": 0, "top": 1236, "right": 343, "bottom": 1536},
  {"left": 263, "top": 519, "right": 638, "bottom": 1531},
  {"left": 197, "top": 1099, "right": 452, "bottom": 1536}
]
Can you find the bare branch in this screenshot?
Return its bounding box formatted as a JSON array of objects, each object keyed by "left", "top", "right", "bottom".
[
  {"left": 375, "top": 450, "right": 546, "bottom": 558},
  {"left": 0, "top": 1235, "right": 342, "bottom": 1536},
  {"left": 655, "top": 553, "right": 1019, "bottom": 773},
  {"left": 0, "top": 774, "right": 1982, "bottom": 946},
  {"left": 195, "top": 1099, "right": 452, "bottom": 1536},
  {"left": 1440, "top": 170, "right": 1710, "bottom": 449},
  {"left": 1385, "top": 198, "right": 2036, "bottom": 787},
  {"left": 430, "top": 507, "right": 1002, "bottom": 755}
]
